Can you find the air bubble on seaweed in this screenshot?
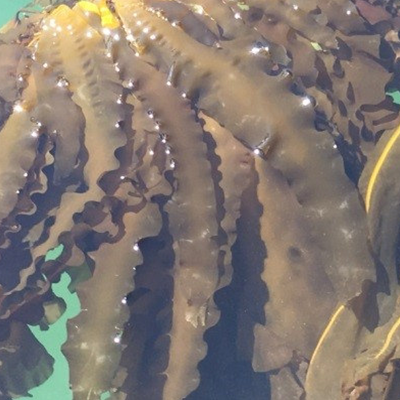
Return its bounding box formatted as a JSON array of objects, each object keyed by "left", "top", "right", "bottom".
[
  {"left": 13, "top": 102, "right": 24, "bottom": 113},
  {"left": 57, "top": 77, "right": 69, "bottom": 88}
]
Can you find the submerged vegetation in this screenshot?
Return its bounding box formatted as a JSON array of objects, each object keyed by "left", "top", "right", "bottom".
[{"left": 1, "top": 0, "right": 400, "bottom": 398}]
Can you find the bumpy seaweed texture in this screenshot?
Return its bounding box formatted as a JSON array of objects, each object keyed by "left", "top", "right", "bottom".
[{"left": 0, "top": 0, "right": 400, "bottom": 399}]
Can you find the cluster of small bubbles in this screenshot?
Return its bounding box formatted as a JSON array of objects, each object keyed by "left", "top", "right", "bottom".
[
  {"left": 201, "top": 229, "right": 210, "bottom": 238},
  {"left": 250, "top": 44, "right": 269, "bottom": 55},
  {"left": 40, "top": 18, "right": 62, "bottom": 37},
  {"left": 56, "top": 76, "right": 70, "bottom": 88},
  {"left": 170, "top": 159, "right": 176, "bottom": 169},
  {"left": 124, "top": 25, "right": 134, "bottom": 40}
]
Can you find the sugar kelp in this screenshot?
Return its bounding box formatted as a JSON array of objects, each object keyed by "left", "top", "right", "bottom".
[
  {"left": 234, "top": 0, "right": 397, "bottom": 180},
  {"left": 0, "top": 0, "right": 398, "bottom": 399},
  {"left": 326, "top": 102, "right": 400, "bottom": 399},
  {"left": 0, "top": 3, "right": 163, "bottom": 398}
]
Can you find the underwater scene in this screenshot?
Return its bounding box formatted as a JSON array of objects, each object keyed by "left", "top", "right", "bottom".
[{"left": 2, "top": 0, "right": 400, "bottom": 399}]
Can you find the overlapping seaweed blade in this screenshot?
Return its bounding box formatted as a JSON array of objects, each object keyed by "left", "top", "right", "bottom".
[{"left": 0, "top": 0, "right": 399, "bottom": 399}]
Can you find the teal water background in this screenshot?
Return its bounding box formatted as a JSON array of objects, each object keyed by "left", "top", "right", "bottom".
[{"left": 0, "top": 0, "right": 30, "bottom": 26}]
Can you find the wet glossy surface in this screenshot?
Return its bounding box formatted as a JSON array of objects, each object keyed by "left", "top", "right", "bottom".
[{"left": 0, "top": 1, "right": 400, "bottom": 399}]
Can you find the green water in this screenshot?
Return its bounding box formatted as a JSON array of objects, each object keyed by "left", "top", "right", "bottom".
[
  {"left": 21, "top": 274, "right": 80, "bottom": 400},
  {"left": 18, "top": 245, "right": 81, "bottom": 400},
  {"left": 0, "top": 0, "right": 31, "bottom": 26}
]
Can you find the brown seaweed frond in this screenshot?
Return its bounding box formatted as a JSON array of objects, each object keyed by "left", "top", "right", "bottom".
[{"left": 0, "top": 0, "right": 400, "bottom": 399}]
